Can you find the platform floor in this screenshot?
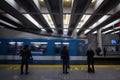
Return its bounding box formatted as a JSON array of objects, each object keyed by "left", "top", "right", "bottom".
[{"left": 0, "top": 64, "right": 120, "bottom": 80}]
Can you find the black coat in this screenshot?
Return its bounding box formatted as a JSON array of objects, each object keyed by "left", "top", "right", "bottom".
[
  {"left": 86, "top": 49, "right": 95, "bottom": 63},
  {"left": 61, "top": 48, "right": 69, "bottom": 60},
  {"left": 19, "top": 49, "right": 32, "bottom": 60}
]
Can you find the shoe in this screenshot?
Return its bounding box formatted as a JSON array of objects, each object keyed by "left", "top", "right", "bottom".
[
  {"left": 21, "top": 72, "right": 23, "bottom": 75},
  {"left": 65, "top": 72, "right": 69, "bottom": 74}
]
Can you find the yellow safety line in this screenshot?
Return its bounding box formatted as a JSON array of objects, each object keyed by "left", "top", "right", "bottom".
[{"left": 0, "top": 64, "right": 120, "bottom": 68}]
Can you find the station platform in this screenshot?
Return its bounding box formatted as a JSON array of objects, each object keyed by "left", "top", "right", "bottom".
[{"left": 0, "top": 64, "right": 120, "bottom": 80}]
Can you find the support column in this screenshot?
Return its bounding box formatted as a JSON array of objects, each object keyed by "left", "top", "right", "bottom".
[
  {"left": 71, "top": 28, "right": 77, "bottom": 39},
  {"left": 97, "top": 28, "right": 103, "bottom": 55}
]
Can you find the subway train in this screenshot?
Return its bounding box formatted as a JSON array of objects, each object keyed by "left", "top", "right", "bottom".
[{"left": 0, "top": 38, "right": 88, "bottom": 64}]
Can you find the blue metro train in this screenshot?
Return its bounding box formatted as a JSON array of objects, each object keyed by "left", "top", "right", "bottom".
[{"left": 0, "top": 38, "right": 87, "bottom": 64}]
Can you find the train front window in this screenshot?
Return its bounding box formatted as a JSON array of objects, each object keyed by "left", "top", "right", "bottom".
[{"left": 30, "top": 42, "right": 48, "bottom": 54}]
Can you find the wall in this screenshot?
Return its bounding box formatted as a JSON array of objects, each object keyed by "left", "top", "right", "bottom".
[{"left": 87, "top": 33, "right": 120, "bottom": 52}]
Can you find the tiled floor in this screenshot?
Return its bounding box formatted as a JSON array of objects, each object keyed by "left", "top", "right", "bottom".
[{"left": 0, "top": 65, "right": 120, "bottom": 80}]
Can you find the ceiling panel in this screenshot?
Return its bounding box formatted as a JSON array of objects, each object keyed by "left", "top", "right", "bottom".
[{"left": 0, "top": 0, "right": 120, "bottom": 37}]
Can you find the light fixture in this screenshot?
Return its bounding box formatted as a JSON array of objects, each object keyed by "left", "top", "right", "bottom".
[
  {"left": 102, "top": 19, "right": 120, "bottom": 30},
  {"left": 39, "top": 0, "right": 43, "bottom": 2},
  {"left": 77, "top": 15, "right": 91, "bottom": 29},
  {"left": 63, "top": 14, "right": 70, "bottom": 28},
  {"left": 42, "top": 14, "right": 55, "bottom": 31},
  {"left": 3, "top": 14, "right": 22, "bottom": 24},
  {"left": 84, "top": 29, "right": 91, "bottom": 34},
  {"left": 102, "top": 30, "right": 113, "bottom": 34},
  {"left": 93, "top": 31, "right": 97, "bottom": 34},
  {"left": 0, "top": 20, "right": 17, "bottom": 28},
  {"left": 23, "top": 14, "right": 42, "bottom": 29},
  {"left": 111, "top": 31, "right": 120, "bottom": 34}
]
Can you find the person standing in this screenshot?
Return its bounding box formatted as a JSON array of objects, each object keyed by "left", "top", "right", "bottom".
[
  {"left": 19, "top": 45, "right": 33, "bottom": 75},
  {"left": 103, "top": 47, "right": 107, "bottom": 56},
  {"left": 96, "top": 47, "right": 101, "bottom": 56},
  {"left": 61, "top": 45, "right": 69, "bottom": 74},
  {"left": 86, "top": 47, "right": 95, "bottom": 73}
]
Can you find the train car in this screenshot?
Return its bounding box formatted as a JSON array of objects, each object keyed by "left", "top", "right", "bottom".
[{"left": 0, "top": 38, "right": 87, "bottom": 64}]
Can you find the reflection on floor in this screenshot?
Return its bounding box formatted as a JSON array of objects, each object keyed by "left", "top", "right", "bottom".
[{"left": 0, "top": 64, "right": 120, "bottom": 80}]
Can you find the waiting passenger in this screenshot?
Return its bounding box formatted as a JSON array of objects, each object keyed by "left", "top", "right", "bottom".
[
  {"left": 96, "top": 47, "right": 101, "bottom": 56},
  {"left": 19, "top": 45, "right": 33, "bottom": 75},
  {"left": 61, "top": 45, "right": 69, "bottom": 74},
  {"left": 86, "top": 47, "right": 95, "bottom": 73},
  {"left": 103, "top": 47, "right": 107, "bottom": 56}
]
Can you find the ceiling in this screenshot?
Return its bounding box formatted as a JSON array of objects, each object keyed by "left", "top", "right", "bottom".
[{"left": 0, "top": 0, "right": 120, "bottom": 38}]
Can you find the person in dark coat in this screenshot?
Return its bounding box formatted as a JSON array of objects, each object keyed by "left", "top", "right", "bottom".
[
  {"left": 61, "top": 45, "right": 69, "bottom": 74},
  {"left": 86, "top": 47, "right": 95, "bottom": 73},
  {"left": 96, "top": 47, "right": 101, "bottom": 56},
  {"left": 19, "top": 45, "right": 33, "bottom": 75},
  {"left": 103, "top": 47, "right": 107, "bottom": 56}
]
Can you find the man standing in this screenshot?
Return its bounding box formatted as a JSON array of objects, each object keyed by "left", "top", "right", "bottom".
[
  {"left": 86, "top": 47, "right": 95, "bottom": 73},
  {"left": 61, "top": 45, "right": 69, "bottom": 74},
  {"left": 19, "top": 45, "right": 33, "bottom": 75}
]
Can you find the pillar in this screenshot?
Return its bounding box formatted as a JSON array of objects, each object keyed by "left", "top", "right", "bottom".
[{"left": 97, "top": 28, "right": 103, "bottom": 55}]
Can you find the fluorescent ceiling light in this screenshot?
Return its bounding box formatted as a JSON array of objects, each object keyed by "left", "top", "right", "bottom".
[
  {"left": 102, "top": 19, "right": 120, "bottom": 29},
  {"left": 89, "top": 15, "right": 110, "bottom": 29},
  {"left": 39, "top": 0, "right": 43, "bottom": 2},
  {"left": 23, "top": 14, "right": 43, "bottom": 29},
  {"left": 41, "top": 29, "right": 46, "bottom": 31},
  {"left": 42, "top": 14, "right": 55, "bottom": 29},
  {"left": 89, "top": 22, "right": 98, "bottom": 29},
  {"left": 63, "top": 14, "right": 70, "bottom": 28},
  {"left": 98, "top": 15, "right": 110, "bottom": 24},
  {"left": 5, "top": 0, "right": 26, "bottom": 12},
  {"left": 33, "top": 0, "right": 40, "bottom": 10},
  {"left": 102, "top": 30, "right": 113, "bottom": 34},
  {"left": 0, "top": 20, "right": 17, "bottom": 28},
  {"left": 3, "top": 14, "right": 22, "bottom": 24},
  {"left": 77, "top": 15, "right": 91, "bottom": 29},
  {"left": 77, "top": 29, "right": 80, "bottom": 32},
  {"left": 114, "top": 27, "right": 120, "bottom": 30},
  {"left": 92, "top": 0, "right": 96, "bottom": 3},
  {"left": 111, "top": 31, "right": 120, "bottom": 34},
  {"left": 64, "top": 29, "right": 68, "bottom": 32},
  {"left": 93, "top": 30, "right": 97, "bottom": 34},
  {"left": 63, "top": 28, "right": 68, "bottom": 35},
  {"left": 94, "top": 0, "right": 104, "bottom": 11},
  {"left": 5, "top": 0, "right": 18, "bottom": 10},
  {"left": 86, "top": 15, "right": 110, "bottom": 34},
  {"left": 84, "top": 29, "right": 91, "bottom": 34}
]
